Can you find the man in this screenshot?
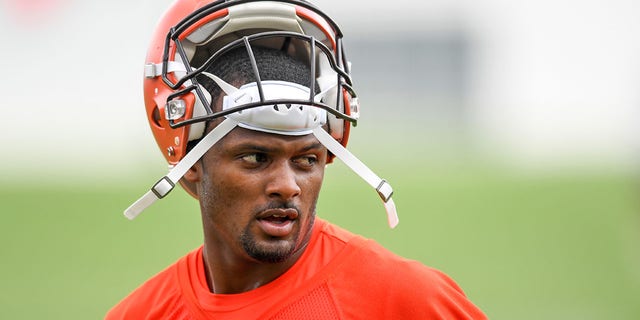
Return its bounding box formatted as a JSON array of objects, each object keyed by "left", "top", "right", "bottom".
[{"left": 107, "top": 0, "right": 487, "bottom": 318}]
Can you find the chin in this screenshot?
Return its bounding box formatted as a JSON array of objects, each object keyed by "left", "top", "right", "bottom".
[{"left": 246, "top": 239, "right": 297, "bottom": 264}]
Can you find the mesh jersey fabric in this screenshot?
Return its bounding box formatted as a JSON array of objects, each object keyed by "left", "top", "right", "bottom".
[{"left": 106, "top": 219, "right": 487, "bottom": 319}]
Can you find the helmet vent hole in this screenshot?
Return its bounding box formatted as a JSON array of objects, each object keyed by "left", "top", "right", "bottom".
[{"left": 151, "top": 106, "right": 162, "bottom": 128}]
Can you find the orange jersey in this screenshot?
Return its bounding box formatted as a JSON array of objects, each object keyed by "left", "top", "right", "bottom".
[{"left": 106, "top": 219, "right": 486, "bottom": 319}]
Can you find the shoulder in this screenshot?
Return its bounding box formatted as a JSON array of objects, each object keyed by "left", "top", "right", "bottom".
[
  {"left": 358, "top": 239, "right": 460, "bottom": 287},
  {"left": 341, "top": 238, "right": 461, "bottom": 291},
  {"left": 315, "top": 219, "right": 359, "bottom": 244},
  {"left": 328, "top": 236, "right": 487, "bottom": 319},
  {"left": 105, "top": 249, "right": 199, "bottom": 320}
]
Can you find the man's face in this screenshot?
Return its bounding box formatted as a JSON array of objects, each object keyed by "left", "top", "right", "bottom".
[{"left": 196, "top": 127, "right": 327, "bottom": 264}]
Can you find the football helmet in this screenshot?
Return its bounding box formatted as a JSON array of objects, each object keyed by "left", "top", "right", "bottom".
[{"left": 126, "top": 0, "right": 398, "bottom": 228}]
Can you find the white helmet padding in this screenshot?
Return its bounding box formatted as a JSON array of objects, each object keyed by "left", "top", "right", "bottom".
[{"left": 223, "top": 81, "right": 327, "bottom": 135}]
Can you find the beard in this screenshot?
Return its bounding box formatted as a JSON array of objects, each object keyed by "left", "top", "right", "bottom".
[{"left": 240, "top": 210, "right": 315, "bottom": 264}]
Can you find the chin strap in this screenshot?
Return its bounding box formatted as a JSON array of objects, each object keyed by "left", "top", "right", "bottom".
[
  {"left": 312, "top": 127, "right": 399, "bottom": 228},
  {"left": 124, "top": 118, "right": 240, "bottom": 219},
  {"left": 125, "top": 117, "right": 399, "bottom": 228}
]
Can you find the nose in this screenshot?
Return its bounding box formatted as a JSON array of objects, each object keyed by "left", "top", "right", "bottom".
[{"left": 265, "top": 162, "right": 301, "bottom": 200}]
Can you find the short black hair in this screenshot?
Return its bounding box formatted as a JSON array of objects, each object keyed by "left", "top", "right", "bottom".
[
  {"left": 187, "top": 45, "right": 313, "bottom": 152},
  {"left": 198, "top": 45, "right": 312, "bottom": 110}
]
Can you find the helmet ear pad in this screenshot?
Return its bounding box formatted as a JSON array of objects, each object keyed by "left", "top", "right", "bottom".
[{"left": 187, "top": 85, "right": 210, "bottom": 141}]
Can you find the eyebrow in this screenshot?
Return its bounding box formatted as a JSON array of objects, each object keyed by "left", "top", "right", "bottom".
[
  {"left": 232, "top": 141, "right": 324, "bottom": 153},
  {"left": 299, "top": 142, "right": 324, "bottom": 153}
]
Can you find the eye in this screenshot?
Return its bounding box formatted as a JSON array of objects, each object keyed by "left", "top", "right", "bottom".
[
  {"left": 241, "top": 153, "right": 268, "bottom": 164},
  {"left": 293, "top": 155, "right": 318, "bottom": 168}
]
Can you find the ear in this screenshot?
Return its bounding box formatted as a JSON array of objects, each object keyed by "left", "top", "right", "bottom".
[{"left": 179, "top": 163, "right": 201, "bottom": 199}]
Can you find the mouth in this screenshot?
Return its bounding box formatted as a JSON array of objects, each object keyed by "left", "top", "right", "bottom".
[{"left": 256, "top": 208, "right": 299, "bottom": 237}]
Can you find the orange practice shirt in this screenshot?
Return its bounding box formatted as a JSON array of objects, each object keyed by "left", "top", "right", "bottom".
[{"left": 106, "top": 219, "right": 487, "bottom": 319}]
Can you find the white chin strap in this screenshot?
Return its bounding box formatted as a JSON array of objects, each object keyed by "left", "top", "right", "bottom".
[
  {"left": 311, "top": 127, "right": 399, "bottom": 228},
  {"left": 125, "top": 80, "right": 398, "bottom": 228},
  {"left": 124, "top": 118, "right": 239, "bottom": 220}
]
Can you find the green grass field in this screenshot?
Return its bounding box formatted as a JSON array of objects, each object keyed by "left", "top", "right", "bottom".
[{"left": 1, "top": 161, "right": 638, "bottom": 319}]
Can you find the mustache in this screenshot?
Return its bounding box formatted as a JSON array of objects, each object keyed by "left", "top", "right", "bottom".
[{"left": 256, "top": 201, "right": 300, "bottom": 212}]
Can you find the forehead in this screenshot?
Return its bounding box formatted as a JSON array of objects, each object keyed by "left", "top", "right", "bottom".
[{"left": 215, "top": 126, "right": 322, "bottom": 151}]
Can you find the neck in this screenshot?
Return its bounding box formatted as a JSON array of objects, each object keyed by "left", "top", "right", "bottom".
[
  {"left": 200, "top": 222, "right": 316, "bottom": 294},
  {"left": 201, "top": 243, "right": 307, "bottom": 294}
]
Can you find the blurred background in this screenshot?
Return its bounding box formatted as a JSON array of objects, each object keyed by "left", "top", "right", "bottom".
[{"left": 1, "top": 0, "right": 638, "bottom": 319}]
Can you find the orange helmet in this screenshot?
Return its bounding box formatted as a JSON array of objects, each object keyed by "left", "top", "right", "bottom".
[
  {"left": 128, "top": 0, "right": 398, "bottom": 228},
  {"left": 143, "top": 0, "right": 357, "bottom": 166}
]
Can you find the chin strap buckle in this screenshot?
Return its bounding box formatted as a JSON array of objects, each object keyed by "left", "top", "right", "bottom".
[
  {"left": 151, "top": 176, "right": 175, "bottom": 199},
  {"left": 376, "top": 179, "right": 393, "bottom": 203}
]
